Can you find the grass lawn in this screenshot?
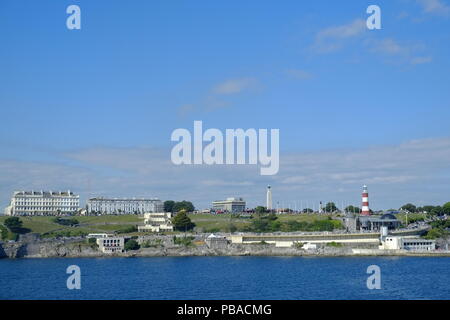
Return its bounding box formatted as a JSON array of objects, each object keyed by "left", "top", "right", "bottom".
[
  {"left": 0, "top": 216, "right": 61, "bottom": 234},
  {"left": 0, "top": 215, "right": 144, "bottom": 238},
  {"left": 1, "top": 213, "right": 344, "bottom": 237},
  {"left": 276, "top": 214, "right": 337, "bottom": 223},
  {"left": 395, "top": 213, "right": 427, "bottom": 225},
  {"left": 189, "top": 214, "right": 253, "bottom": 231},
  {"left": 188, "top": 213, "right": 342, "bottom": 232},
  {"left": 75, "top": 215, "right": 142, "bottom": 224}
]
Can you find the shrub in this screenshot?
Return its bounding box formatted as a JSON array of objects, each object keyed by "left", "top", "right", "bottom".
[
  {"left": 124, "top": 239, "right": 140, "bottom": 251},
  {"left": 424, "top": 218, "right": 450, "bottom": 239},
  {"left": 224, "top": 223, "right": 237, "bottom": 233},
  {"left": 43, "top": 230, "right": 87, "bottom": 238},
  {"left": 247, "top": 216, "right": 342, "bottom": 233},
  {"left": 308, "top": 220, "right": 335, "bottom": 232},
  {"left": 430, "top": 219, "right": 450, "bottom": 229},
  {"left": 204, "top": 227, "right": 221, "bottom": 233},
  {"left": 4, "top": 217, "right": 26, "bottom": 233},
  {"left": 116, "top": 226, "right": 138, "bottom": 234},
  {"left": 281, "top": 221, "right": 308, "bottom": 232},
  {"left": 293, "top": 242, "right": 304, "bottom": 249},
  {"left": 52, "top": 217, "right": 79, "bottom": 226},
  {"left": 7, "top": 232, "right": 19, "bottom": 241},
  {"left": 249, "top": 218, "right": 270, "bottom": 233},
  {"left": 326, "top": 241, "right": 343, "bottom": 247},
  {"left": 87, "top": 237, "right": 98, "bottom": 248},
  {"left": 141, "top": 239, "right": 163, "bottom": 248},
  {"left": 424, "top": 228, "right": 449, "bottom": 240},
  {"left": 173, "top": 236, "right": 194, "bottom": 246},
  {"left": 0, "top": 225, "right": 8, "bottom": 240},
  {"left": 268, "top": 220, "right": 282, "bottom": 232}
]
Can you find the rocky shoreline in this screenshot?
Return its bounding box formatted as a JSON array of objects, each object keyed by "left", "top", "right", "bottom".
[{"left": 1, "top": 238, "right": 449, "bottom": 259}]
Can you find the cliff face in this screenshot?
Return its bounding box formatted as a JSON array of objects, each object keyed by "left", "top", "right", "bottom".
[
  {"left": 0, "top": 240, "right": 102, "bottom": 258},
  {"left": 0, "top": 242, "right": 9, "bottom": 258},
  {"left": 0, "top": 242, "right": 23, "bottom": 258},
  {"left": 0, "top": 239, "right": 349, "bottom": 258},
  {"left": 1, "top": 237, "right": 449, "bottom": 259}
]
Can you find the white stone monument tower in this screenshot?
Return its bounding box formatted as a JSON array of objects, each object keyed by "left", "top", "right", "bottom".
[{"left": 266, "top": 185, "right": 272, "bottom": 210}]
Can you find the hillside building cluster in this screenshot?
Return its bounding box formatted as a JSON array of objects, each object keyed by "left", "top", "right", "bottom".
[{"left": 3, "top": 190, "right": 163, "bottom": 216}]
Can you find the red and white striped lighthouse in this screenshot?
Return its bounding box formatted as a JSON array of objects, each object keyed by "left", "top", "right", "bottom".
[{"left": 361, "top": 185, "right": 370, "bottom": 216}]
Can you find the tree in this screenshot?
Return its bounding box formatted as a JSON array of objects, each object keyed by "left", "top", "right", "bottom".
[
  {"left": 4, "top": 217, "right": 23, "bottom": 233},
  {"left": 400, "top": 203, "right": 417, "bottom": 213},
  {"left": 302, "top": 208, "right": 313, "bottom": 213},
  {"left": 87, "top": 237, "right": 98, "bottom": 248},
  {"left": 172, "top": 211, "right": 195, "bottom": 231},
  {"left": 345, "top": 205, "right": 361, "bottom": 214},
  {"left": 324, "top": 202, "right": 338, "bottom": 213},
  {"left": 124, "top": 239, "right": 140, "bottom": 251},
  {"left": 250, "top": 218, "right": 270, "bottom": 233},
  {"left": 173, "top": 201, "right": 195, "bottom": 213},
  {"left": 424, "top": 228, "right": 449, "bottom": 240},
  {"left": 430, "top": 206, "right": 444, "bottom": 216},
  {"left": 255, "top": 206, "right": 267, "bottom": 215},
  {"left": 442, "top": 202, "right": 450, "bottom": 215},
  {"left": 422, "top": 205, "right": 436, "bottom": 214},
  {"left": 224, "top": 223, "right": 237, "bottom": 233},
  {"left": 0, "top": 225, "right": 9, "bottom": 240},
  {"left": 164, "top": 200, "right": 175, "bottom": 212}
]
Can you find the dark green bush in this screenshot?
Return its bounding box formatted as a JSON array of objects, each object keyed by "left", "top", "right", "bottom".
[{"left": 124, "top": 239, "right": 140, "bottom": 251}]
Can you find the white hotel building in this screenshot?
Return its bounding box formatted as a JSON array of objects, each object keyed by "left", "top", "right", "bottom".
[
  {"left": 138, "top": 212, "right": 173, "bottom": 232},
  {"left": 4, "top": 190, "right": 80, "bottom": 216},
  {"left": 86, "top": 197, "right": 164, "bottom": 215}
]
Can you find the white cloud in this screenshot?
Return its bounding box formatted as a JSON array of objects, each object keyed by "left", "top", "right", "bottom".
[
  {"left": 311, "top": 19, "right": 366, "bottom": 53},
  {"left": 176, "top": 104, "right": 196, "bottom": 118},
  {"left": 212, "top": 77, "right": 258, "bottom": 95},
  {"left": 371, "top": 38, "right": 406, "bottom": 55},
  {"left": 411, "top": 56, "right": 433, "bottom": 64},
  {"left": 175, "top": 77, "right": 260, "bottom": 116},
  {"left": 416, "top": 0, "right": 450, "bottom": 15},
  {"left": 202, "top": 95, "right": 231, "bottom": 112},
  {"left": 309, "top": 18, "right": 433, "bottom": 66},
  {"left": 368, "top": 38, "right": 432, "bottom": 65},
  {"left": 1, "top": 137, "right": 450, "bottom": 211},
  {"left": 285, "top": 69, "right": 313, "bottom": 80}
]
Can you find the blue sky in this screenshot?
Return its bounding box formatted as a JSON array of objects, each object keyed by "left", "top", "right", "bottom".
[{"left": 1, "top": 0, "right": 450, "bottom": 210}]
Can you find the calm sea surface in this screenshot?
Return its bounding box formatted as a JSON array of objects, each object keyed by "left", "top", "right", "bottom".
[{"left": 0, "top": 256, "right": 448, "bottom": 300}]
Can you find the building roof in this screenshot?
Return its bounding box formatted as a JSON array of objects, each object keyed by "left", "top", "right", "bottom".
[
  {"left": 212, "top": 197, "right": 245, "bottom": 203},
  {"left": 14, "top": 190, "right": 76, "bottom": 196},
  {"left": 381, "top": 213, "right": 397, "bottom": 220},
  {"left": 88, "top": 197, "right": 161, "bottom": 201},
  {"left": 359, "top": 215, "right": 399, "bottom": 223}
]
